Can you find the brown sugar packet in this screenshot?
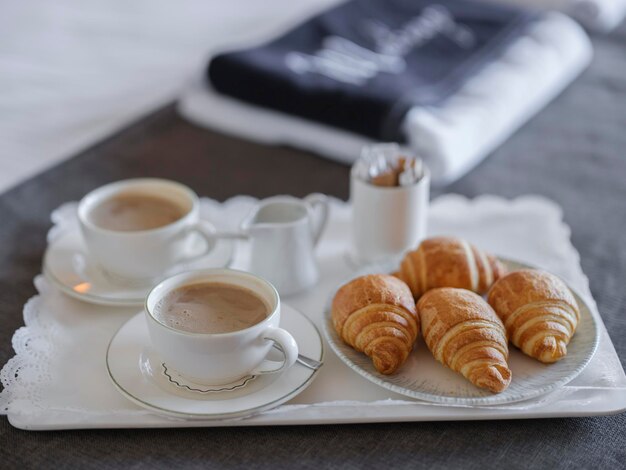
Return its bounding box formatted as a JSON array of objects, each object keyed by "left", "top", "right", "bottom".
[
  {"left": 371, "top": 171, "right": 398, "bottom": 187},
  {"left": 370, "top": 157, "right": 408, "bottom": 187}
]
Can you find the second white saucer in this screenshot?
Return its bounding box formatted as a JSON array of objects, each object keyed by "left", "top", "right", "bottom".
[
  {"left": 106, "top": 304, "right": 324, "bottom": 419},
  {"left": 43, "top": 224, "right": 235, "bottom": 306}
]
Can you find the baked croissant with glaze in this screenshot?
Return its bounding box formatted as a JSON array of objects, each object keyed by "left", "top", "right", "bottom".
[
  {"left": 418, "top": 288, "right": 511, "bottom": 393},
  {"left": 396, "top": 236, "right": 506, "bottom": 298},
  {"left": 488, "top": 269, "right": 580, "bottom": 363},
  {"left": 332, "top": 274, "right": 419, "bottom": 375}
]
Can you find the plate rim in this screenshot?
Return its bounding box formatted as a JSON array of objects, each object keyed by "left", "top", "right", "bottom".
[
  {"left": 106, "top": 304, "right": 324, "bottom": 420},
  {"left": 323, "top": 257, "right": 600, "bottom": 406}
]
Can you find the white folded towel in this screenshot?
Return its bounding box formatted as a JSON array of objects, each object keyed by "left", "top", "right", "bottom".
[
  {"left": 179, "top": 13, "right": 591, "bottom": 185},
  {"left": 490, "top": 0, "right": 625, "bottom": 31}
]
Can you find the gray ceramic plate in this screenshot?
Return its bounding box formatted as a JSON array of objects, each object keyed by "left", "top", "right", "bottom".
[{"left": 323, "top": 259, "right": 599, "bottom": 406}]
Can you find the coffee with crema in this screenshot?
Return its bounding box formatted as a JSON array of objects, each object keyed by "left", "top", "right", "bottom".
[
  {"left": 88, "top": 193, "right": 187, "bottom": 232},
  {"left": 154, "top": 282, "right": 271, "bottom": 334}
]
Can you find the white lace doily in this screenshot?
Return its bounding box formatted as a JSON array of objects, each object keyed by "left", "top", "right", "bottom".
[{"left": 2, "top": 194, "right": 625, "bottom": 427}]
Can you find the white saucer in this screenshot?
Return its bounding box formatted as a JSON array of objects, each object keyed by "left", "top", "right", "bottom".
[
  {"left": 43, "top": 225, "right": 235, "bottom": 306},
  {"left": 106, "top": 304, "right": 324, "bottom": 420}
]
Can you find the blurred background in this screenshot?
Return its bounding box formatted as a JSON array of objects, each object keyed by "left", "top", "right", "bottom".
[
  {"left": 1, "top": 0, "right": 624, "bottom": 192},
  {"left": 0, "top": 0, "right": 337, "bottom": 191}
]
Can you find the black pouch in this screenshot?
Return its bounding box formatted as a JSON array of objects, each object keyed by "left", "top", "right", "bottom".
[{"left": 208, "top": 0, "right": 536, "bottom": 141}]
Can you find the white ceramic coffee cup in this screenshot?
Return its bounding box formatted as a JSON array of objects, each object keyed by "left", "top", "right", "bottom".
[
  {"left": 78, "top": 178, "right": 216, "bottom": 282},
  {"left": 350, "top": 166, "right": 430, "bottom": 265},
  {"left": 145, "top": 268, "right": 298, "bottom": 385}
]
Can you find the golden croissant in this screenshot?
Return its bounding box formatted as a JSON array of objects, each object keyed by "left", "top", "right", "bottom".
[
  {"left": 488, "top": 269, "right": 580, "bottom": 363},
  {"left": 396, "top": 236, "right": 506, "bottom": 298},
  {"left": 417, "top": 288, "right": 511, "bottom": 393},
  {"left": 332, "top": 274, "right": 419, "bottom": 375}
]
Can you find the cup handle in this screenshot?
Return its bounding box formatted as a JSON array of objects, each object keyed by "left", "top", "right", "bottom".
[
  {"left": 250, "top": 327, "right": 299, "bottom": 376},
  {"left": 177, "top": 220, "right": 248, "bottom": 263},
  {"left": 304, "top": 193, "right": 329, "bottom": 247}
]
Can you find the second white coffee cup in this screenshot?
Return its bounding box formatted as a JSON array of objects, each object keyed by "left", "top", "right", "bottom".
[
  {"left": 78, "top": 178, "right": 216, "bottom": 282},
  {"left": 145, "top": 268, "right": 298, "bottom": 385}
]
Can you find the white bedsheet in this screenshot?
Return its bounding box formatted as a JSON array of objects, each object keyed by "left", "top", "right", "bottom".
[{"left": 0, "top": 0, "right": 340, "bottom": 193}]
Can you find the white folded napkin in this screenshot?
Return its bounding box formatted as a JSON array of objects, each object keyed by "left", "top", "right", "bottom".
[
  {"left": 490, "top": 0, "right": 626, "bottom": 31},
  {"left": 179, "top": 13, "right": 591, "bottom": 185}
]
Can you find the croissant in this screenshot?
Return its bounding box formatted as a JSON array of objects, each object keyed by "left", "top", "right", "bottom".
[
  {"left": 332, "top": 274, "right": 419, "bottom": 375},
  {"left": 487, "top": 269, "right": 580, "bottom": 363},
  {"left": 397, "top": 236, "right": 506, "bottom": 298},
  {"left": 417, "top": 288, "right": 511, "bottom": 393}
]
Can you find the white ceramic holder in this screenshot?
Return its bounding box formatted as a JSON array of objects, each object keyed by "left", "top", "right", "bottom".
[{"left": 350, "top": 166, "right": 430, "bottom": 266}]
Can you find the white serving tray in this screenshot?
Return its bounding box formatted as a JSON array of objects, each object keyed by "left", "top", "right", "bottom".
[
  {"left": 10, "top": 391, "right": 626, "bottom": 430},
  {"left": 4, "top": 196, "right": 626, "bottom": 430}
]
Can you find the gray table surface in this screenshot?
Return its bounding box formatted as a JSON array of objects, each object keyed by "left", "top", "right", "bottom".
[{"left": 1, "top": 22, "right": 625, "bottom": 470}]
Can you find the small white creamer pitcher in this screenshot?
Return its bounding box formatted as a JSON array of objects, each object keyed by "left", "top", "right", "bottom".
[{"left": 240, "top": 194, "right": 329, "bottom": 296}]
